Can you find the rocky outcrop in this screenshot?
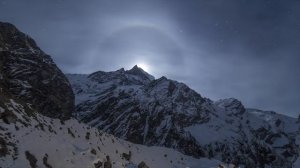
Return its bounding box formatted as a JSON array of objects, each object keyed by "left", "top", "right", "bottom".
[
  {"left": 0, "top": 22, "right": 74, "bottom": 120},
  {"left": 103, "top": 156, "right": 112, "bottom": 168},
  {"left": 138, "top": 161, "right": 149, "bottom": 168},
  {"left": 215, "top": 98, "right": 245, "bottom": 115},
  {"left": 25, "top": 151, "right": 37, "bottom": 168}
]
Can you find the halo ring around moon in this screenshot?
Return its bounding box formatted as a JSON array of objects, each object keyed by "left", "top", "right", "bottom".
[{"left": 93, "top": 25, "right": 184, "bottom": 73}]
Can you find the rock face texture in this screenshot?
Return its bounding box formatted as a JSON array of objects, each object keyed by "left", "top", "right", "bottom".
[
  {"left": 68, "top": 67, "right": 300, "bottom": 168},
  {"left": 0, "top": 22, "right": 74, "bottom": 119},
  {"left": 68, "top": 67, "right": 210, "bottom": 157}
]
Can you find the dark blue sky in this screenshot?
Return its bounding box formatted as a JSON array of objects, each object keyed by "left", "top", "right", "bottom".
[{"left": 0, "top": 0, "right": 299, "bottom": 117}]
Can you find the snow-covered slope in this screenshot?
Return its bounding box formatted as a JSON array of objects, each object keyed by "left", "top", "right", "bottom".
[
  {"left": 67, "top": 69, "right": 300, "bottom": 168},
  {"left": 0, "top": 98, "right": 225, "bottom": 168}
]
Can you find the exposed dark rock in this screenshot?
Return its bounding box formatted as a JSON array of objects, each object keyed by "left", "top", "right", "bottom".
[
  {"left": 218, "top": 165, "right": 225, "bottom": 168},
  {"left": 275, "top": 119, "right": 282, "bottom": 127},
  {"left": 43, "top": 154, "right": 53, "bottom": 168},
  {"left": 215, "top": 98, "right": 245, "bottom": 115},
  {"left": 0, "top": 22, "right": 74, "bottom": 120},
  {"left": 0, "top": 137, "right": 8, "bottom": 157},
  {"left": 104, "top": 155, "right": 112, "bottom": 168},
  {"left": 85, "top": 132, "right": 90, "bottom": 140},
  {"left": 67, "top": 128, "right": 75, "bottom": 138},
  {"left": 0, "top": 110, "right": 17, "bottom": 124},
  {"left": 122, "top": 151, "right": 131, "bottom": 161},
  {"left": 25, "top": 151, "right": 37, "bottom": 168},
  {"left": 91, "top": 148, "right": 97, "bottom": 155},
  {"left": 138, "top": 161, "right": 149, "bottom": 168},
  {"left": 94, "top": 160, "right": 102, "bottom": 168}
]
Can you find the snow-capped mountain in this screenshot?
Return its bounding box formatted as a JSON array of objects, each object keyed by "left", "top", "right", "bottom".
[
  {"left": 0, "top": 21, "right": 229, "bottom": 168},
  {"left": 68, "top": 67, "right": 300, "bottom": 168}
]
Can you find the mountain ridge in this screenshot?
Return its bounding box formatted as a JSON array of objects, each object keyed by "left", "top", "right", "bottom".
[{"left": 67, "top": 66, "right": 300, "bottom": 168}]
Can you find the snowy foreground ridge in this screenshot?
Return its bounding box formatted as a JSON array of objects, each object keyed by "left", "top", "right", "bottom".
[{"left": 0, "top": 99, "right": 225, "bottom": 168}]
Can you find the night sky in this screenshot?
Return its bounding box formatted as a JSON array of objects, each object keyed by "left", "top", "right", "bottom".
[{"left": 1, "top": 0, "right": 299, "bottom": 117}]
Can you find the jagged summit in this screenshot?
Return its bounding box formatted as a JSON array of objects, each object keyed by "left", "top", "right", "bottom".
[
  {"left": 117, "top": 67, "right": 125, "bottom": 72},
  {"left": 130, "top": 64, "right": 140, "bottom": 70},
  {"left": 0, "top": 22, "right": 40, "bottom": 53},
  {"left": 126, "top": 64, "right": 155, "bottom": 81},
  {"left": 215, "top": 98, "right": 245, "bottom": 115},
  {"left": 78, "top": 65, "right": 155, "bottom": 86}
]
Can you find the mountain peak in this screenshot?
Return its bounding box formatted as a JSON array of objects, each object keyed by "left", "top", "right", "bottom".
[
  {"left": 215, "top": 98, "right": 245, "bottom": 115},
  {"left": 116, "top": 67, "right": 125, "bottom": 73},
  {"left": 126, "top": 65, "right": 155, "bottom": 81},
  {"left": 129, "top": 65, "right": 144, "bottom": 72},
  {"left": 0, "top": 22, "right": 40, "bottom": 52},
  {"left": 132, "top": 64, "right": 139, "bottom": 69}
]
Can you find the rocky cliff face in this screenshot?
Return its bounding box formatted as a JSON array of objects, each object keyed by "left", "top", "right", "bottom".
[
  {"left": 68, "top": 67, "right": 300, "bottom": 168},
  {"left": 0, "top": 22, "right": 74, "bottom": 120}
]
